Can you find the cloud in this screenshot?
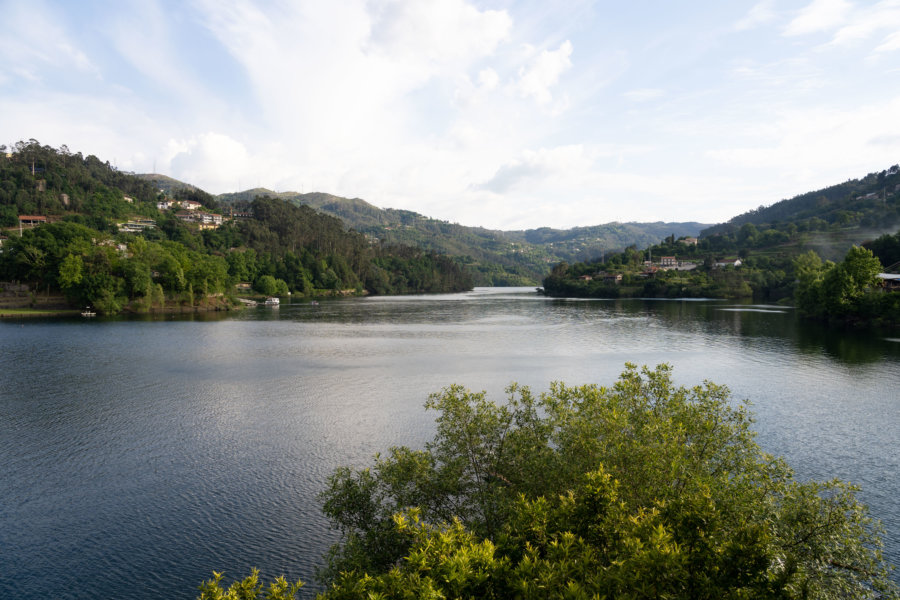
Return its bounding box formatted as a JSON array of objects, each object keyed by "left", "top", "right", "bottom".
[
  {"left": 827, "top": 1, "right": 900, "bottom": 54},
  {"left": 476, "top": 145, "right": 593, "bottom": 193},
  {"left": 874, "top": 30, "right": 900, "bottom": 53},
  {"left": 0, "top": 0, "right": 101, "bottom": 83},
  {"left": 514, "top": 40, "right": 573, "bottom": 107},
  {"left": 784, "top": 0, "right": 853, "bottom": 36},
  {"left": 165, "top": 132, "right": 259, "bottom": 191},
  {"left": 366, "top": 0, "right": 511, "bottom": 66},
  {"left": 735, "top": 0, "right": 777, "bottom": 31}
]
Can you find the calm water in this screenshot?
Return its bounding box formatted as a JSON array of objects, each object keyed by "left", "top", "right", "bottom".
[{"left": 2, "top": 287, "right": 899, "bottom": 599}]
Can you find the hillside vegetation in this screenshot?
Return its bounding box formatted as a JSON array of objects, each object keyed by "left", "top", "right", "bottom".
[
  {"left": 0, "top": 140, "right": 471, "bottom": 314},
  {"left": 214, "top": 186, "right": 708, "bottom": 285},
  {"left": 543, "top": 164, "right": 900, "bottom": 325}
]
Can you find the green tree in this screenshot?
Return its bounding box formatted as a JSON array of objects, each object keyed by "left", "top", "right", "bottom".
[
  {"left": 58, "top": 253, "right": 84, "bottom": 291},
  {"left": 197, "top": 569, "right": 302, "bottom": 600},
  {"left": 310, "top": 365, "right": 896, "bottom": 599},
  {"left": 255, "top": 274, "right": 278, "bottom": 296}
]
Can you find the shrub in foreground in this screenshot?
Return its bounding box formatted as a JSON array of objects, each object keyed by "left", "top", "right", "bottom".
[{"left": 204, "top": 364, "right": 898, "bottom": 600}]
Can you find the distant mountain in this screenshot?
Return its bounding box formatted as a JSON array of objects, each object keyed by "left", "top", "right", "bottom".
[
  {"left": 506, "top": 222, "right": 709, "bottom": 263},
  {"left": 216, "top": 188, "right": 708, "bottom": 284}
]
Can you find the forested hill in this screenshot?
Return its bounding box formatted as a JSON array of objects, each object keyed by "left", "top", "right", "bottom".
[
  {"left": 506, "top": 221, "right": 707, "bottom": 261},
  {"left": 218, "top": 187, "right": 556, "bottom": 285},
  {"left": 703, "top": 164, "right": 900, "bottom": 237},
  {"left": 0, "top": 140, "right": 472, "bottom": 314},
  {"left": 216, "top": 186, "right": 709, "bottom": 285}
]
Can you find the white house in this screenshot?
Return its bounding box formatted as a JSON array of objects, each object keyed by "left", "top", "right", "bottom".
[{"left": 714, "top": 258, "right": 742, "bottom": 268}]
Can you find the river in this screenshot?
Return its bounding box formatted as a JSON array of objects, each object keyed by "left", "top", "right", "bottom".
[{"left": 2, "top": 287, "right": 899, "bottom": 598}]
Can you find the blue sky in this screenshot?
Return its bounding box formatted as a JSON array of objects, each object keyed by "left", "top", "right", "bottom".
[{"left": 2, "top": 0, "right": 899, "bottom": 230}]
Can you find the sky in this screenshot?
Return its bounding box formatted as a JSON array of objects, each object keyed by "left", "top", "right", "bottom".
[{"left": 1, "top": 0, "right": 899, "bottom": 230}]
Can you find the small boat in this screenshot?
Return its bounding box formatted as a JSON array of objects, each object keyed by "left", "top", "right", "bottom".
[
  {"left": 310, "top": 300, "right": 319, "bottom": 306},
  {"left": 81, "top": 308, "right": 96, "bottom": 317},
  {"left": 264, "top": 297, "right": 280, "bottom": 306}
]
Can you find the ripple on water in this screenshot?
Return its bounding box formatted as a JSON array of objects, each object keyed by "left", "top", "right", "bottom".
[{"left": 2, "top": 292, "right": 899, "bottom": 598}]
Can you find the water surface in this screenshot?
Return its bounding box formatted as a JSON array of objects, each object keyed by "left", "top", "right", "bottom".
[{"left": 2, "top": 288, "right": 898, "bottom": 598}]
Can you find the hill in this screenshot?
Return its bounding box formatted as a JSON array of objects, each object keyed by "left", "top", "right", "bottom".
[
  {"left": 543, "top": 162, "right": 900, "bottom": 304},
  {"left": 702, "top": 165, "right": 900, "bottom": 243},
  {"left": 214, "top": 186, "right": 708, "bottom": 285},
  {"left": 1, "top": 140, "right": 472, "bottom": 314}
]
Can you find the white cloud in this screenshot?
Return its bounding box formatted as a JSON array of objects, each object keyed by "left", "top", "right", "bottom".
[
  {"left": 514, "top": 40, "right": 573, "bottom": 107},
  {"left": 735, "top": 0, "right": 777, "bottom": 31},
  {"left": 478, "top": 68, "right": 500, "bottom": 90},
  {"left": 165, "top": 132, "right": 259, "bottom": 191},
  {"left": 366, "top": 0, "right": 511, "bottom": 66},
  {"left": 874, "top": 30, "right": 900, "bottom": 53},
  {"left": 784, "top": 0, "right": 853, "bottom": 36},
  {"left": 827, "top": 1, "right": 900, "bottom": 53},
  {"left": 476, "top": 145, "right": 594, "bottom": 194},
  {"left": 0, "top": 1, "right": 101, "bottom": 83}
]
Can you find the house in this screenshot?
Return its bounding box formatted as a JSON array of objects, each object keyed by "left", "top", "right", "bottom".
[
  {"left": 118, "top": 219, "right": 157, "bottom": 234},
  {"left": 602, "top": 273, "right": 623, "bottom": 284},
  {"left": 679, "top": 237, "right": 699, "bottom": 246},
  {"left": 878, "top": 273, "right": 900, "bottom": 291},
  {"left": 181, "top": 200, "right": 202, "bottom": 211},
  {"left": 123, "top": 196, "right": 134, "bottom": 203},
  {"left": 175, "top": 211, "right": 225, "bottom": 229},
  {"left": 578, "top": 274, "right": 593, "bottom": 281},
  {"left": 157, "top": 200, "right": 174, "bottom": 211},
  {"left": 18, "top": 215, "right": 47, "bottom": 226},
  {"left": 714, "top": 258, "right": 742, "bottom": 268},
  {"left": 660, "top": 256, "right": 677, "bottom": 268}
]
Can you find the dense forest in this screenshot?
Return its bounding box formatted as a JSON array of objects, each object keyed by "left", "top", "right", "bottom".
[{"left": 0, "top": 140, "right": 471, "bottom": 314}]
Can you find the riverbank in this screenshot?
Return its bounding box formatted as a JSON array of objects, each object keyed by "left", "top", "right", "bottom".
[{"left": 0, "top": 307, "right": 82, "bottom": 318}]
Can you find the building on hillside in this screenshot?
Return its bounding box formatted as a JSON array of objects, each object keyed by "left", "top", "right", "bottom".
[
  {"left": 714, "top": 258, "right": 742, "bottom": 268},
  {"left": 878, "top": 273, "right": 900, "bottom": 291},
  {"left": 18, "top": 215, "right": 47, "bottom": 228},
  {"left": 175, "top": 211, "right": 225, "bottom": 230},
  {"left": 679, "top": 237, "right": 699, "bottom": 246},
  {"left": 181, "top": 200, "right": 202, "bottom": 210},
  {"left": 157, "top": 200, "right": 174, "bottom": 211},
  {"left": 660, "top": 256, "right": 677, "bottom": 268},
  {"left": 118, "top": 219, "right": 157, "bottom": 234}
]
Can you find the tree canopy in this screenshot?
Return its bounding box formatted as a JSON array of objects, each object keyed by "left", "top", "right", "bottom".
[{"left": 201, "top": 364, "right": 898, "bottom": 599}]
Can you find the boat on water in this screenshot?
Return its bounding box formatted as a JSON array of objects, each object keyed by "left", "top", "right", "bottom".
[
  {"left": 81, "top": 308, "right": 96, "bottom": 317},
  {"left": 264, "top": 297, "right": 280, "bottom": 306}
]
